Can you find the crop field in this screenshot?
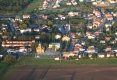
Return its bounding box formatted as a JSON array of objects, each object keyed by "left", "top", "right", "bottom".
[
  {"left": 1, "top": 56, "right": 117, "bottom": 80},
  {"left": 4, "top": 65, "right": 117, "bottom": 80}
]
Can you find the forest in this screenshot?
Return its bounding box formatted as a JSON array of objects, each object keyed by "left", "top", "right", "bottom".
[{"left": 0, "top": 0, "right": 32, "bottom": 13}]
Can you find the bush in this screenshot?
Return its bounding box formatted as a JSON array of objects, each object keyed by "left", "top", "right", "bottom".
[{"left": 4, "top": 55, "right": 16, "bottom": 65}]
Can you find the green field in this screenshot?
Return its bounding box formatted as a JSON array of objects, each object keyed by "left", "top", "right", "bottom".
[
  {"left": 18, "top": 0, "right": 44, "bottom": 14},
  {"left": 0, "top": 62, "right": 9, "bottom": 73},
  {"left": 16, "top": 55, "right": 117, "bottom": 65},
  {"left": 0, "top": 65, "right": 18, "bottom": 80}
]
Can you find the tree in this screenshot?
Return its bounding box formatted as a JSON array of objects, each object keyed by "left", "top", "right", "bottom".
[
  {"left": 91, "top": 54, "right": 97, "bottom": 58},
  {"left": 21, "top": 35, "right": 27, "bottom": 40},
  {"left": 52, "top": 33, "right": 55, "bottom": 41},
  {"left": 4, "top": 55, "right": 16, "bottom": 64},
  {"left": 47, "top": 20, "right": 53, "bottom": 27},
  {"left": 19, "top": 23, "right": 27, "bottom": 29},
  {"left": 52, "top": 44, "right": 56, "bottom": 50},
  {"left": 31, "top": 42, "right": 38, "bottom": 51}
]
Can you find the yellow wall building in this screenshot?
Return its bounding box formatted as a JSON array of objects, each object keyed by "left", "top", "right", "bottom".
[{"left": 36, "top": 43, "right": 44, "bottom": 54}]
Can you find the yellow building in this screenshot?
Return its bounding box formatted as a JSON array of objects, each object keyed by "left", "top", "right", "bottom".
[
  {"left": 36, "top": 43, "right": 44, "bottom": 54},
  {"left": 62, "top": 35, "right": 70, "bottom": 41}
]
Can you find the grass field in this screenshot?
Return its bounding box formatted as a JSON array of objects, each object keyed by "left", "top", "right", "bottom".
[
  {"left": 18, "top": 0, "right": 44, "bottom": 14},
  {"left": 0, "top": 65, "right": 18, "bottom": 80},
  {"left": 0, "top": 62, "right": 9, "bottom": 73},
  {"left": 16, "top": 55, "right": 117, "bottom": 65}
]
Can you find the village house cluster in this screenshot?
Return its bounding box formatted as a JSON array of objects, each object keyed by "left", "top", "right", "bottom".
[
  {"left": 40, "top": 0, "right": 117, "bottom": 10},
  {"left": 1, "top": 7, "right": 117, "bottom": 59}
]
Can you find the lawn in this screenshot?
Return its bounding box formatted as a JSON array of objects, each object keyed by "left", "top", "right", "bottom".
[
  {"left": 0, "top": 62, "right": 9, "bottom": 73},
  {"left": 0, "top": 65, "right": 18, "bottom": 80},
  {"left": 16, "top": 55, "right": 117, "bottom": 65}
]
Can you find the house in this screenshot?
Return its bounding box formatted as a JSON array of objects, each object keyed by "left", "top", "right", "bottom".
[
  {"left": 73, "top": 12, "right": 79, "bottom": 16},
  {"left": 93, "top": 9, "right": 101, "bottom": 17},
  {"left": 88, "top": 53, "right": 92, "bottom": 58},
  {"left": 98, "top": 53, "right": 105, "bottom": 58},
  {"left": 53, "top": 4, "right": 60, "bottom": 9},
  {"left": 87, "top": 34, "right": 96, "bottom": 39},
  {"left": 87, "top": 23, "right": 93, "bottom": 29},
  {"left": 106, "top": 27, "right": 110, "bottom": 31},
  {"left": 81, "top": 40, "right": 85, "bottom": 45},
  {"left": 62, "top": 35, "right": 70, "bottom": 41},
  {"left": 15, "top": 15, "right": 22, "bottom": 22},
  {"left": 76, "top": 32, "right": 82, "bottom": 36},
  {"left": 115, "top": 32, "right": 117, "bottom": 36},
  {"left": 2, "top": 40, "right": 35, "bottom": 47},
  {"left": 105, "top": 36, "right": 111, "bottom": 41},
  {"left": 105, "top": 13, "right": 113, "bottom": 20},
  {"left": 54, "top": 56, "right": 60, "bottom": 60},
  {"left": 48, "top": 43, "right": 60, "bottom": 50},
  {"left": 36, "top": 43, "right": 44, "bottom": 54},
  {"left": 33, "top": 27, "right": 40, "bottom": 32},
  {"left": 23, "top": 14, "right": 30, "bottom": 19},
  {"left": 105, "top": 21, "right": 112, "bottom": 28},
  {"left": 0, "top": 30, "right": 2, "bottom": 35},
  {"left": 68, "top": 12, "right": 75, "bottom": 17},
  {"left": 86, "top": 32, "right": 92, "bottom": 36},
  {"left": 111, "top": 48, "right": 117, "bottom": 53},
  {"left": 105, "top": 46, "right": 112, "bottom": 52},
  {"left": 111, "top": 40, "right": 116, "bottom": 44},
  {"left": 73, "top": 46, "right": 79, "bottom": 53},
  {"left": 86, "top": 46, "right": 97, "bottom": 53},
  {"left": 7, "top": 49, "right": 19, "bottom": 54},
  {"left": 0, "top": 55, "right": 3, "bottom": 58},
  {"left": 66, "top": 1, "right": 72, "bottom": 5},
  {"left": 2, "top": 35, "right": 8, "bottom": 39},
  {"left": 113, "top": 12, "right": 117, "bottom": 17},
  {"left": 87, "top": 48, "right": 96, "bottom": 53},
  {"left": 13, "top": 22, "right": 20, "bottom": 30},
  {"left": 55, "top": 33, "right": 61, "bottom": 39},
  {"left": 26, "top": 28, "right": 32, "bottom": 32},
  {"left": 2, "top": 26, "right": 7, "bottom": 31},
  {"left": 79, "top": 0, "right": 84, "bottom": 2},
  {"left": 58, "top": 14, "right": 66, "bottom": 20},
  {"left": 109, "top": 0, "right": 116, "bottom": 3},
  {"left": 42, "top": 24, "right": 48, "bottom": 29},
  {"left": 93, "top": 18, "right": 102, "bottom": 28},
  {"left": 20, "top": 28, "right": 32, "bottom": 33},
  {"left": 19, "top": 47, "right": 27, "bottom": 52},
  {"left": 62, "top": 52, "right": 77, "bottom": 58},
  {"left": 72, "top": 1, "right": 77, "bottom": 5},
  {"left": 100, "top": 40, "right": 105, "bottom": 44},
  {"left": 20, "top": 29, "right": 26, "bottom": 33},
  {"left": 42, "top": 15, "right": 48, "bottom": 20},
  {"left": 106, "top": 52, "right": 115, "bottom": 58},
  {"left": 70, "top": 32, "right": 75, "bottom": 38},
  {"left": 35, "top": 35, "right": 40, "bottom": 39}
]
